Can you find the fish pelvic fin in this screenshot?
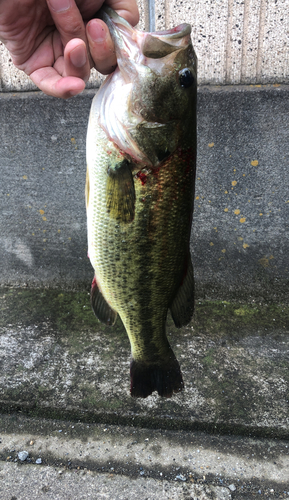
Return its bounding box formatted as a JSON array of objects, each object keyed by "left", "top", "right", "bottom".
[
  {"left": 130, "top": 356, "right": 184, "bottom": 398},
  {"left": 91, "top": 276, "right": 117, "bottom": 326},
  {"left": 170, "top": 255, "right": 194, "bottom": 327},
  {"left": 106, "top": 159, "right": 135, "bottom": 223}
]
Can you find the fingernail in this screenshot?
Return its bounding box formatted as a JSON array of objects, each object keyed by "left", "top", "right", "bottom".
[
  {"left": 69, "top": 89, "right": 81, "bottom": 97},
  {"left": 70, "top": 45, "right": 87, "bottom": 68},
  {"left": 87, "top": 21, "right": 106, "bottom": 43},
  {"left": 48, "top": 0, "right": 70, "bottom": 13}
]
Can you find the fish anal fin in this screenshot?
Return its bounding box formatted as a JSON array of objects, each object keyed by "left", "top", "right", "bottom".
[
  {"left": 91, "top": 276, "right": 117, "bottom": 326},
  {"left": 130, "top": 356, "right": 184, "bottom": 398},
  {"left": 106, "top": 159, "right": 135, "bottom": 223},
  {"left": 170, "top": 255, "right": 194, "bottom": 328}
]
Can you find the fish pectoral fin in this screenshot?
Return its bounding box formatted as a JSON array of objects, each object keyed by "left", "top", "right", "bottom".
[
  {"left": 106, "top": 159, "right": 135, "bottom": 223},
  {"left": 170, "top": 255, "right": 194, "bottom": 328},
  {"left": 91, "top": 276, "right": 117, "bottom": 326}
]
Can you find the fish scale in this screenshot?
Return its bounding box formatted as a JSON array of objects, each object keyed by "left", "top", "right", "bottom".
[{"left": 86, "top": 7, "right": 197, "bottom": 398}]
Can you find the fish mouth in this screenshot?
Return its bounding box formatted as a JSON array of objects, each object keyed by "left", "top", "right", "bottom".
[
  {"left": 151, "top": 24, "right": 191, "bottom": 40},
  {"left": 98, "top": 6, "right": 191, "bottom": 37},
  {"left": 98, "top": 7, "right": 191, "bottom": 60}
]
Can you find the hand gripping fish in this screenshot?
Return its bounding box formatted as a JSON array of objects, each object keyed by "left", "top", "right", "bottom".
[{"left": 86, "top": 7, "right": 197, "bottom": 398}]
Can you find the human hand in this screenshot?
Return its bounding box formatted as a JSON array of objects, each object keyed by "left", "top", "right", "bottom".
[{"left": 0, "top": 0, "right": 139, "bottom": 98}]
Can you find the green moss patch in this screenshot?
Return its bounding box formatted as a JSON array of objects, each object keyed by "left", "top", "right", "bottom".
[{"left": 1, "top": 288, "right": 288, "bottom": 339}]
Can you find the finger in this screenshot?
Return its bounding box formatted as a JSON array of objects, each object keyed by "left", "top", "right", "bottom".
[
  {"left": 47, "top": 0, "right": 85, "bottom": 44},
  {"left": 106, "top": 0, "right": 139, "bottom": 26},
  {"left": 47, "top": 0, "right": 93, "bottom": 68},
  {"left": 52, "top": 30, "right": 90, "bottom": 82},
  {"left": 86, "top": 19, "right": 117, "bottom": 75},
  {"left": 30, "top": 66, "right": 86, "bottom": 99},
  {"left": 64, "top": 38, "right": 90, "bottom": 82}
]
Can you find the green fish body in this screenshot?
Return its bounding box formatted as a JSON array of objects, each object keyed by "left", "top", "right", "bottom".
[{"left": 86, "top": 8, "right": 197, "bottom": 398}]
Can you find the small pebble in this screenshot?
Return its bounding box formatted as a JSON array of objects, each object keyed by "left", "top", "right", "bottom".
[
  {"left": 18, "top": 451, "right": 29, "bottom": 461},
  {"left": 36, "top": 458, "right": 42, "bottom": 464},
  {"left": 30, "top": 441, "right": 34, "bottom": 446},
  {"left": 175, "top": 474, "right": 186, "bottom": 481},
  {"left": 229, "top": 484, "right": 236, "bottom": 492}
]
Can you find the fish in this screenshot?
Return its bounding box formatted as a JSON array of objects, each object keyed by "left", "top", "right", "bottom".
[{"left": 86, "top": 7, "right": 197, "bottom": 398}]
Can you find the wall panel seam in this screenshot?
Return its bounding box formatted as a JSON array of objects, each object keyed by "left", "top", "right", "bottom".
[
  {"left": 256, "top": 0, "right": 267, "bottom": 81},
  {"left": 148, "top": 0, "right": 155, "bottom": 32}
]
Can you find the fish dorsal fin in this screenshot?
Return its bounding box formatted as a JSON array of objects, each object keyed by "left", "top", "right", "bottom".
[{"left": 142, "top": 35, "right": 180, "bottom": 59}]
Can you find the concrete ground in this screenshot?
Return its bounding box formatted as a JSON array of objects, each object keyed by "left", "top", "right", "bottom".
[
  {"left": 0, "top": 414, "right": 288, "bottom": 499},
  {"left": 0, "top": 287, "right": 288, "bottom": 499}
]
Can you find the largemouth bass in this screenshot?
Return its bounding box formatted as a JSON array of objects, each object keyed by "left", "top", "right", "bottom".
[{"left": 86, "top": 7, "right": 197, "bottom": 398}]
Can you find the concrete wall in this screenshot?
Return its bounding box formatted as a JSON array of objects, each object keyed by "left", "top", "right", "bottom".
[
  {"left": 0, "top": 1, "right": 288, "bottom": 300},
  {"left": 0, "top": 0, "right": 288, "bottom": 90},
  {"left": 1, "top": 86, "right": 288, "bottom": 301}
]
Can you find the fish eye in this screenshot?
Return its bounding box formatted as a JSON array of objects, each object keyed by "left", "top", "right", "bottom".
[{"left": 179, "top": 68, "right": 194, "bottom": 88}]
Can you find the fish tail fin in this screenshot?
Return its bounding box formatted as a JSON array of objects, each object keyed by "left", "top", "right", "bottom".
[{"left": 130, "top": 356, "right": 184, "bottom": 398}]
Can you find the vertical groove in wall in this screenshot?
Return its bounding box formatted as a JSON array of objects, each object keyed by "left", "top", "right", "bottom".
[
  {"left": 256, "top": 0, "right": 267, "bottom": 82},
  {"left": 140, "top": 0, "right": 149, "bottom": 31},
  {"left": 165, "top": 0, "right": 170, "bottom": 29},
  {"left": 225, "top": 0, "right": 234, "bottom": 84},
  {"left": 0, "top": 43, "right": 3, "bottom": 91},
  {"left": 148, "top": 0, "right": 155, "bottom": 32},
  {"left": 241, "top": 0, "right": 250, "bottom": 83}
]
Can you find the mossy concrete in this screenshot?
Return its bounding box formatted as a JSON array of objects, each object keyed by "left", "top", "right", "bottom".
[{"left": 1, "top": 287, "right": 288, "bottom": 438}]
